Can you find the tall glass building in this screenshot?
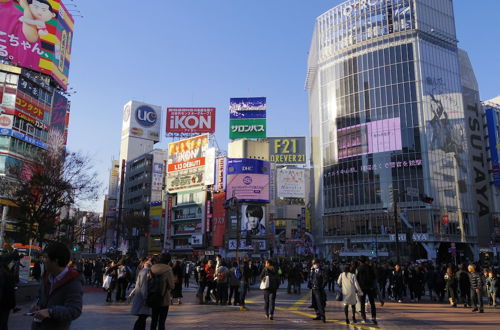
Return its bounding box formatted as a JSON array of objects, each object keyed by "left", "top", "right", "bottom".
[{"left": 307, "top": 0, "right": 490, "bottom": 262}]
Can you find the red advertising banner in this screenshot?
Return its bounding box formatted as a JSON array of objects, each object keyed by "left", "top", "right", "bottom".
[
  {"left": 212, "top": 192, "right": 226, "bottom": 247},
  {"left": 15, "top": 92, "right": 46, "bottom": 119},
  {"left": 166, "top": 108, "right": 216, "bottom": 133}
]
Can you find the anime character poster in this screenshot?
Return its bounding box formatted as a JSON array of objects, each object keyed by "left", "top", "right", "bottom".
[{"left": 0, "top": 0, "right": 74, "bottom": 89}]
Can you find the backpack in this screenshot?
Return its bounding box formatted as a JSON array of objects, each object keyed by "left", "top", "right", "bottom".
[
  {"left": 235, "top": 266, "right": 242, "bottom": 280},
  {"left": 146, "top": 271, "right": 163, "bottom": 307}
]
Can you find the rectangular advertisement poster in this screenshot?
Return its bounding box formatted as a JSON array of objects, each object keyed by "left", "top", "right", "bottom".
[
  {"left": 229, "top": 97, "right": 266, "bottom": 139},
  {"left": 486, "top": 108, "right": 500, "bottom": 186},
  {"left": 167, "top": 134, "right": 209, "bottom": 192},
  {"left": 166, "top": 107, "right": 216, "bottom": 133},
  {"left": 268, "top": 137, "right": 306, "bottom": 164},
  {"left": 0, "top": 0, "right": 75, "bottom": 89},
  {"left": 240, "top": 204, "right": 266, "bottom": 236},
  {"left": 226, "top": 158, "right": 270, "bottom": 202},
  {"left": 212, "top": 192, "right": 227, "bottom": 247},
  {"left": 277, "top": 168, "right": 306, "bottom": 198},
  {"left": 122, "top": 101, "right": 162, "bottom": 142}
]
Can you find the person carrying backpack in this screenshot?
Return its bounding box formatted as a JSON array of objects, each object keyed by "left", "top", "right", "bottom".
[
  {"left": 215, "top": 261, "right": 229, "bottom": 305},
  {"left": 149, "top": 254, "right": 175, "bottom": 330}
]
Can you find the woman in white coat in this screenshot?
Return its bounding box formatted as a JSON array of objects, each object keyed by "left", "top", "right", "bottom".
[
  {"left": 130, "top": 258, "right": 152, "bottom": 330},
  {"left": 337, "top": 264, "right": 363, "bottom": 324}
]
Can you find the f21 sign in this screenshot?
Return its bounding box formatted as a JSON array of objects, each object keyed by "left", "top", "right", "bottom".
[{"left": 166, "top": 108, "right": 216, "bottom": 134}]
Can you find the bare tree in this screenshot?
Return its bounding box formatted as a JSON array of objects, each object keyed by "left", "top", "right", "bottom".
[{"left": 0, "top": 147, "right": 100, "bottom": 243}]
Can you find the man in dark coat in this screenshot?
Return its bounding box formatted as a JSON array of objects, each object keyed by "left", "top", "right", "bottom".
[
  {"left": 0, "top": 253, "right": 17, "bottom": 329},
  {"left": 356, "top": 256, "right": 378, "bottom": 324},
  {"left": 31, "top": 242, "right": 83, "bottom": 330},
  {"left": 309, "top": 260, "right": 326, "bottom": 323}
]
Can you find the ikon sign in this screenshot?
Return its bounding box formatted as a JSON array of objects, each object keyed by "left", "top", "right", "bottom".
[{"left": 166, "top": 108, "right": 216, "bottom": 133}]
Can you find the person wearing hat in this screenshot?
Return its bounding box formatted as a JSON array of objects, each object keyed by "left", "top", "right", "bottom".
[{"left": 308, "top": 259, "right": 327, "bottom": 322}]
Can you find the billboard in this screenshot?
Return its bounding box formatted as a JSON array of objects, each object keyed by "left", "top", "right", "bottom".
[
  {"left": 0, "top": 0, "right": 74, "bottom": 89},
  {"left": 277, "top": 168, "right": 306, "bottom": 198},
  {"left": 226, "top": 158, "right": 270, "bottom": 202},
  {"left": 122, "top": 101, "right": 162, "bottom": 142},
  {"left": 241, "top": 204, "right": 266, "bottom": 236},
  {"left": 15, "top": 91, "right": 47, "bottom": 119},
  {"left": 486, "top": 108, "right": 500, "bottom": 186},
  {"left": 166, "top": 107, "right": 215, "bottom": 134},
  {"left": 212, "top": 192, "right": 227, "bottom": 247},
  {"left": 269, "top": 137, "right": 306, "bottom": 164},
  {"left": 149, "top": 201, "right": 162, "bottom": 235},
  {"left": 337, "top": 117, "right": 402, "bottom": 159},
  {"left": 214, "top": 157, "right": 227, "bottom": 192},
  {"left": 229, "top": 97, "right": 266, "bottom": 139},
  {"left": 166, "top": 134, "right": 209, "bottom": 192}
]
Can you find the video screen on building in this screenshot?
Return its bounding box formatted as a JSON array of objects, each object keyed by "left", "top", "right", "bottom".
[{"left": 337, "top": 117, "right": 402, "bottom": 159}]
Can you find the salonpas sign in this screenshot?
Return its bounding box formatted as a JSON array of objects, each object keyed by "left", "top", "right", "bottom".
[{"left": 229, "top": 119, "right": 266, "bottom": 139}]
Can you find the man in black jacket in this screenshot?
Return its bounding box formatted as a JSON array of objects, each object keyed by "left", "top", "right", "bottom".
[
  {"left": 468, "top": 264, "right": 484, "bottom": 312},
  {"left": 356, "top": 256, "right": 378, "bottom": 325},
  {"left": 309, "top": 260, "right": 326, "bottom": 323}
]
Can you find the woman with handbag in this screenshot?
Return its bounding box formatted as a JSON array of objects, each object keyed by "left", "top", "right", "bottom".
[
  {"left": 337, "top": 264, "right": 363, "bottom": 324},
  {"left": 260, "top": 259, "right": 280, "bottom": 320},
  {"left": 104, "top": 261, "right": 118, "bottom": 303}
]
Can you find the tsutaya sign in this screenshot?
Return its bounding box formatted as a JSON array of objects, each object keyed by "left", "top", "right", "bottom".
[{"left": 341, "top": 0, "right": 385, "bottom": 17}]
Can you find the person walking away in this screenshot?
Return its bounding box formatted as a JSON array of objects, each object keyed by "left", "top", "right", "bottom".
[
  {"left": 456, "top": 264, "right": 471, "bottom": 307},
  {"left": 215, "top": 261, "right": 229, "bottom": 305},
  {"left": 83, "top": 260, "right": 93, "bottom": 286},
  {"left": 171, "top": 260, "right": 184, "bottom": 304},
  {"left": 228, "top": 261, "right": 241, "bottom": 305},
  {"left": 338, "top": 264, "right": 362, "bottom": 325},
  {"left": 444, "top": 267, "right": 458, "bottom": 307},
  {"left": 195, "top": 261, "right": 207, "bottom": 304},
  {"left": 93, "top": 259, "right": 103, "bottom": 287},
  {"left": 468, "top": 264, "right": 484, "bottom": 313},
  {"left": 485, "top": 270, "right": 498, "bottom": 308},
  {"left": 204, "top": 260, "right": 216, "bottom": 303},
  {"left": 375, "top": 263, "right": 387, "bottom": 303},
  {"left": 356, "top": 256, "right": 377, "bottom": 324},
  {"left": 149, "top": 253, "right": 175, "bottom": 330},
  {"left": 104, "top": 261, "right": 118, "bottom": 302},
  {"left": 130, "top": 258, "right": 152, "bottom": 330},
  {"left": 0, "top": 253, "right": 17, "bottom": 329},
  {"left": 391, "top": 264, "right": 404, "bottom": 303},
  {"left": 30, "top": 242, "right": 83, "bottom": 330},
  {"left": 309, "top": 259, "right": 326, "bottom": 323},
  {"left": 239, "top": 256, "right": 251, "bottom": 311},
  {"left": 184, "top": 262, "right": 191, "bottom": 288},
  {"left": 260, "top": 259, "right": 280, "bottom": 320},
  {"left": 115, "top": 261, "right": 129, "bottom": 302}
]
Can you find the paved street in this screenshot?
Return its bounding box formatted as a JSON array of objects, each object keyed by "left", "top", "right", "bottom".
[{"left": 9, "top": 282, "right": 499, "bottom": 329}]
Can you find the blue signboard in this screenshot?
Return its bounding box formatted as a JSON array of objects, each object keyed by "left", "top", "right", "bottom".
[
  {"left": 229, "top": 97, "right": 266, "bottom": 119},
  {"left": 227, "top": 158, "right": 270, "bottom": 175},
  {"left": 0, "top": 128, "right": 48, "bottom": 149},
  {"left": 485, "top": 108, "right": 500, "bottom": 186}
]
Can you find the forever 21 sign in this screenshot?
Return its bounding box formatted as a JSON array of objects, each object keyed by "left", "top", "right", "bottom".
[{"left": 268, "top": 137, "right": 307, "bottom": 165}]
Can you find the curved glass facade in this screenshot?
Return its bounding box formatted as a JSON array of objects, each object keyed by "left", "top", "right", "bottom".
[{"left": 307, "top": 0, "right": 482, "bottom": 261}]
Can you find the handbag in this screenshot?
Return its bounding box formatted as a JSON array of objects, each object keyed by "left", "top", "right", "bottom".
[
  {"left": 335, "top": 290, "right": 343, "bottom": 301},
  {"left": 102, "top": 275, "right": 112, "bottom": 290},
  {"left": 260, "top": 275, "right": 270, "bottom": 290}
]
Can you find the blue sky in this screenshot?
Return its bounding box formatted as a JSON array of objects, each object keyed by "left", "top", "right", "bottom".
[{"left": 65, "top": 0, "right": 500, "bottom": 211}]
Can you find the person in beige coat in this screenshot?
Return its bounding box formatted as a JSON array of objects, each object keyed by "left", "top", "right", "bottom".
[
  {"left": 337, "top": 264, "right": 363, "bottom": 325},
  {"left": 150, "top": 254, "right": 175, "bottom": 330}
]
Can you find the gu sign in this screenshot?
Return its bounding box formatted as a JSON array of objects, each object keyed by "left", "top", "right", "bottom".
[{"left": 166, "top": 108, "right": 216, "bottom": 134}]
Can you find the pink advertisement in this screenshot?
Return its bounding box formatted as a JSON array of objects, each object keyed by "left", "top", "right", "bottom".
[
  {"left": 338, "top": 117, "right": 402, "bottom": 159},
  {"left": 226, "top": 173, "right": 270, "bottom": 202}
]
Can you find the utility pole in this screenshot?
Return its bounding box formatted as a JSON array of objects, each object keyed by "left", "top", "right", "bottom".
[
  {"left": 393, "top": 192, "right": 401, "bottom": 265},
  {"left": 0, "top": 205, "right": 8, "bottom": 249}
]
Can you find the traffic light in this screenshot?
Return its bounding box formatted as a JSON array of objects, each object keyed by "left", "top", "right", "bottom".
[
  {"left": 420, "top": 194, "right": 434, "bottom": 204},
  {"left": 73, "top": 247, "right": 77, "bottom": 252}
]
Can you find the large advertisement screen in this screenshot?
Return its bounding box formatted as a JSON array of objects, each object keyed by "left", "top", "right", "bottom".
[
  {"left": 269, "top": 137, "right": 306, "bottom": 164},
  {"left": 166, "top": 134, "right": 209, "bottom": 192},
  {"left": 0, "top": 0, "right": 74, "bottom": 89},
  {"left": 226, "top": 158, "right": 270, "bottom": 202},
  {"left": 166, "top": 107, "right": 215, "bottom": 134},
  {"left": 337, "top": 117, "right": 402, "bottom": 159},
  {"left": 229, "top": 97, "right": 266, "bottom": 139},
  {"left": 122, "top": 101, "right": 162, "bottom": 142},
  {"left": 241, "top": 204, "right": 266, "bottom": 236},
  {"left": 277, "top": 168, "right": 306, "bottom": 199}
]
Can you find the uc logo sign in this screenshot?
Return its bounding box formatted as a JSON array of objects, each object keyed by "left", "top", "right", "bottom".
[{"left": 135, "top": 106, "right": 157, "bottom": 128}]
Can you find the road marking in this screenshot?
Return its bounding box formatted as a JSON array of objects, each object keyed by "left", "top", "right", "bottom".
[{"left": 288, "top": 292, "right": 311, "bottom": 311}]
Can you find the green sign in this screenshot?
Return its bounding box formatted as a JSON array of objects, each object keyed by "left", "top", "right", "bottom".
[{"left": 229, "top": 118, "right": 266, "bottom": 139}]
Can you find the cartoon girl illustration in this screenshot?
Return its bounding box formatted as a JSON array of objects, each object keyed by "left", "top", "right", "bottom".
[{"left": 18, "top": 0, "right": 56, "bottom": 38}]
